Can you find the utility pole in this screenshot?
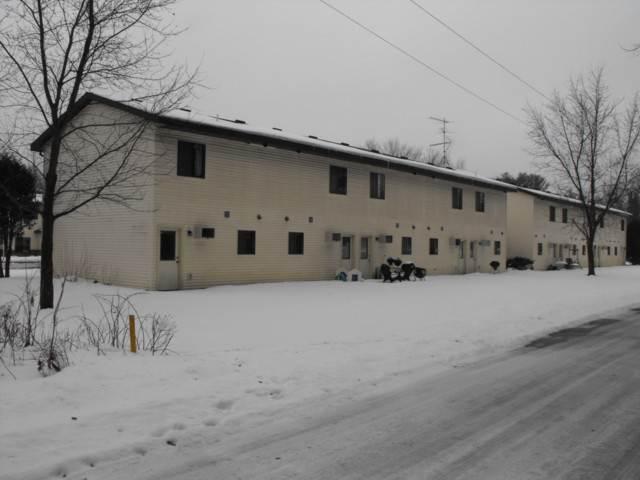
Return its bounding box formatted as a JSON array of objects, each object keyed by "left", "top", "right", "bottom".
[{"left": 429, "top": 116, "right": 452, "bottom": 166}]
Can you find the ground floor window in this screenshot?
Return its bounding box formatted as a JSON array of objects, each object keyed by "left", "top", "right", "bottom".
[
  {"left": 494, "top": 241, "right": 501, "bottom": 255},
  {"left": 582, "top": 245, "right": 586, "bottom": 256},
  {"left": 14, "top": 236, "right": 31, "bottom": 253},
  {"left": 288, "top": 232, "right": 304, "bottom": 255},
  {"left": 237, "top": 230, "right": 256, "bottom": 255},
  {"left": 360, "top": 237, "right": 369, "bottom": 260},
  {"left": 342, "top": 236, "right": 351, "bottom": 260},
  {"left": 429, "top": 238, "right": 439, "bottom": 255},
  {"left": 615, "top": 246, "right": 618, "bottom": 256},
  {"left": 537, "top": 243, "right": 543, "bottom": 256},
  {"left": 402, "top": 236, "right": 412, "bottom": 255}
]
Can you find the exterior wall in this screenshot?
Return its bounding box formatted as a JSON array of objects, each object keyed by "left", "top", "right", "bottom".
[
  {"left": 151, "top": 131, "right": 508, "bottom": 289},
  {"left": 507, "top": 191, "right": 627, "bottom": 270},
  {"left": 506, "top": 192, "right": 534, "bottom": 260},
  {"left": 51, "top": 103, "right": 156, "bottom": 288},
  {"left": 11, "top": 215, "right": 42, "bottom": 254}
]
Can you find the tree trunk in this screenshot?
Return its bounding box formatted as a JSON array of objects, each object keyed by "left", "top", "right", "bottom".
[
  {"left": 39, "top": 135, "right": 61, "bottom": 309},
  {"left": 586, "top": 237, "right": 596, "bottom": 276},
  {"left": 2, "top": 227, "right": 11, "bottom": 278}
]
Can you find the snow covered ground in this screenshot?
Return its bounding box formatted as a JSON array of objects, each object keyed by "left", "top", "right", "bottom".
[{"left": 1, "top": 266, "right": 640, "bottom": 479}]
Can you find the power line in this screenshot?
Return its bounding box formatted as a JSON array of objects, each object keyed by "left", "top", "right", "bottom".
[
  {"left": 317, "top": 0, "right": 526, "bottom": 125},
  {"left": 406, "top": 0, "right": 550, "bottom": 102}
]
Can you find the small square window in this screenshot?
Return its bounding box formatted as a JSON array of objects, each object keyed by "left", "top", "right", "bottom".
[
  {"left": 288, "top": 232, "right": 304, "bottom": 255},
  {"left": 452, "top": 187, "right": 463, "bottom": 210},
  {"left": 562, "top": 208, "right": 568, "bottom": 223},
  {"left": 429, "top": 238, "right": 439, "bottom": 255},
  {"left": 370, "top": 172, "right": 385, "bottom": 199},
  {"left": 549, "top": 206, "right": 556, "bottom": 222},
  {"left": 237, "top": 230, "right": 256, "bottom": 255},
  {"left": 494, "top": 241, "right": 501, "bottom": 255},
  {"left": 177, "top": 141, "right": 205, "bottom": 178},
  {"left": 475, "top": 191, "right": 485, "bottom": 212},
  {"left": 401, "top": 236, "right": 412, "bottom": 255},
  {"left": 201, "top": 227, "right": 215, "bottom": 239},
  {"left": 329, "top": 166, "right": 347, "bottom": 195}
]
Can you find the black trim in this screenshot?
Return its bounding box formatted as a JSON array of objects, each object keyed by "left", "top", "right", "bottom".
[{"left": 31, "top": 92, "right": 517, "bottom": 192}]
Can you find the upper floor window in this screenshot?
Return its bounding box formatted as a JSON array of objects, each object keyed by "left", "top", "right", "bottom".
[
  {"left": 402, "top": 236, "right": 412, "bottom": 255},
  {"left": 288, "top": 232, "right": 304, "bottom": 255},
  {"left": 621, "top": 219, "right": 625, "bottom": 231},
  {"left": 562, "top": 208, "right": 568, "bottom": 223},
  {"left": 452, "top": 187, "right": 463, "bottom": 210},
  {"left": 599, "top": 217, "right": 605, "bottom": 228},
  {"left": 475, "top": 191, "right": 485, "bottom": 212},
  {"left": 549, "top": 206, "right": 556, "bottom": 222},
  {"left": 329, "top": 166, "right": 347, "bottom": 195},
  {"left": 370, "top": 172, "right": 385, "bottom": 199},
  {"left": 177, "top": 141, "right": 205, "bottom": 178}
]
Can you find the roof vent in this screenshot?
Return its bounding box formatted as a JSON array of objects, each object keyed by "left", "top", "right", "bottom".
[
  {"left": 234, "top": 119, "right": 246, "bottom": 124},
  {"left": 370, "top": 149, "right": 380, "bottom": 154},
  {"left": 272, "top": 127, "right": 282, "bottom": 131},
  {"left": 308, "top": 135, "right": 318, "bottom": 139},
  {"left": 341, "top": 142, "right": 350, "bottom": 146},
  {"left": 400, "top": 155, "right": 408, "bottom": 160},
  {"left": 178, "top": 107, "right": 191, "bottom": 113}
]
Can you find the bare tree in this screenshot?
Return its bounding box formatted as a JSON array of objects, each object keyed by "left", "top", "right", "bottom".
[
  {"left": 364, "top": 137, "right": 464, "bottom": 168},
  {"left": 0, "top": 0, "right": 196, "bottom": 308},
  {"left": 496, "top": 172, "right": 549, "bottom": 191},
  {"left": 526, "top": 68, "right": 640, "bottom": 275}
]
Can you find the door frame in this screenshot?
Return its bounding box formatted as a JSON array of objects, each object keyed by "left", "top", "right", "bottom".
[{"left": 156, "top": 227, "right": 181, "bottom": 290}]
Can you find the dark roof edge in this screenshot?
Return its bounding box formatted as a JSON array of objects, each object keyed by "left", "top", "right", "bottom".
[
  {"left": 30, "top": 93, "right": 516, "bottom": 193},
  {"left": 517, "top": 187, "right": 632, "bottom": 216}
]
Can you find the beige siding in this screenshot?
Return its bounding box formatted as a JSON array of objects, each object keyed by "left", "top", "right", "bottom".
[
  {"left": 152, "top": 132, "right": 508, "bottom": 289},
  {"left": 51, "top": 102, "right": 156, "bottom": 288},
  {"left": 507, "top": 191, "right": 627, "bottom": 270}
]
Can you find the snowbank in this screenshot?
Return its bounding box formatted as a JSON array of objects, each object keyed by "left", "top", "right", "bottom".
[{"left": 1, "top": 266, "right": 639, "bottom": 479}]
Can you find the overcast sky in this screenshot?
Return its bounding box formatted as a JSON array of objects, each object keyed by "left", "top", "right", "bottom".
[{"left": 168, "top": 0, "right": 640, "bottom": 179}]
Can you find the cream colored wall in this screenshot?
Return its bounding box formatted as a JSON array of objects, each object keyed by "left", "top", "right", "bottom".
[
  {"left": 151, "top": 131, "right": 508, "bottom": 289},
  {"left": 506, "top": 192, "right": 534, "bottom": 260},
  {"left": 507, "top": 192, "right": 627, "bottom": 270},
  {"left": 51, "top": 103, "right": 156, "bottom": 288},
  {"left": 18, "top": 215, "right": 42, "bottom": 252}
]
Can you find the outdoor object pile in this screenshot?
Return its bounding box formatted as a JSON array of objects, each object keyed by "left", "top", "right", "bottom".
[{"left": 380, "top": 257, "right": 427, "bottom": 282}]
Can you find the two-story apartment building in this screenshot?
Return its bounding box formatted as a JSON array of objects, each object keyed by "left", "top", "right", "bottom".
[
  {"left": 31, "top": 93, "right": 513, "bottom": 289},
  {"left": 507, "top": 188, "right": 629, "bottom": 270}
]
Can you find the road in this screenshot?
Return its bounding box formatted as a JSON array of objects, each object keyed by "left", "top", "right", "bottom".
[{"left": 72, "top": 307, "right": 640, "bottom": 480}]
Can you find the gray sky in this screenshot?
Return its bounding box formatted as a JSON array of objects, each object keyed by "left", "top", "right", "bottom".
[{"left": 169, "top": 0, "right": 640, "bottom": 179}]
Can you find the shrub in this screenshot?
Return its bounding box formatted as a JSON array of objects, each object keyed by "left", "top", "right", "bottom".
[{"left": 507, "top": 257, "right": 534, "bottom": 270}]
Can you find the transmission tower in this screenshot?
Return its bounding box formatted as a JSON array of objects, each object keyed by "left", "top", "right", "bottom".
[{"left": 429, "top": 116, "right": 452, "bottom": 165}]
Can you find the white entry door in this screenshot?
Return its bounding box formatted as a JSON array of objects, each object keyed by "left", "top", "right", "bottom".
[{"left": 158, "top": 230, "right": 179, "bottom": 290}]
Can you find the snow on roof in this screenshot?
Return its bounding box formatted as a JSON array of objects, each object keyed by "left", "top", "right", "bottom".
[
  {"left": 518, "top": 187, "right": 631, "bottom": 216},
  {"left": 157, "top": 106, "right": 516, "bottom": 192}
]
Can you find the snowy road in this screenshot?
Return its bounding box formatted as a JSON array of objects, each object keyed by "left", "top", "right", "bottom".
[{"left": 61, "top": 306, "right": 640, "bottom": 480}]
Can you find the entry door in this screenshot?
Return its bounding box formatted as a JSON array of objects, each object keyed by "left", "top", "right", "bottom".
[
  {"left": 467, "top": 241, "right": 477, "bottom": 273},
  {"left": 341, "top": 235, "right": 354, "bottom": 271},
  {"left": 158, "top": 230, "right": 179, "bottom": 290},
  {"left": 359, "top": 236, "right": 371, "bottom": 277}
]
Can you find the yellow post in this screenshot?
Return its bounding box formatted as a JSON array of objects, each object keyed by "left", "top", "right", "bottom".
[{"left": 129, "top": 315, "right": 137, "bottom": 353}]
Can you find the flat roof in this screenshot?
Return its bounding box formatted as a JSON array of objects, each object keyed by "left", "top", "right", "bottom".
[{"left": 31, "top": 93, "right": 517, "bottom": 193}]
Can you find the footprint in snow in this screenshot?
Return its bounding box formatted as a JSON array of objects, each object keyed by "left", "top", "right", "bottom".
[
  {"left": 203, "top": 418, "right": 218, "bottom": 427},
  {"left": 216, "top": 399, "right": 234, "bottom": 410}
]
